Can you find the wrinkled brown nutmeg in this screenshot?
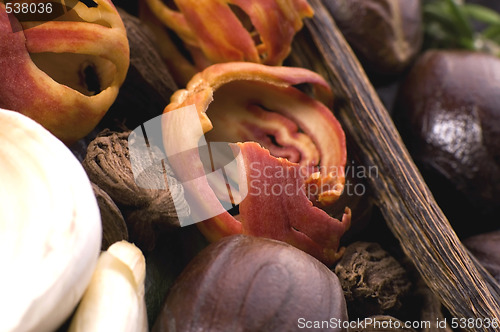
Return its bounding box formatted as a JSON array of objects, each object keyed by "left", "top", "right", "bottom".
[
  {"left": 334, "top": 242, "right": 411, "bottom": 318},
  {"left": 83, "top": 129, "right": 189, "bottom": 251},
  {"left": 414, "top": 282, "right": 452, "bottom": 332},
  {"left": 153, "top": 235, "right": 348, "bottom": 332},
  {"left": 324, "top": 0, "right": 422, "bottom": 75}
]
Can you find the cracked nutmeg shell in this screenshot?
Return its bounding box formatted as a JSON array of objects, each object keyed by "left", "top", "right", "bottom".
[
  {"left": 323, "top": 0, "right": 422, "bottom": 75},
  {"left": 153, "top": 235, "right": 348, "bottom": 332},
  {"left": 0, "top": 0, "right": 129, "bottom": 145}
]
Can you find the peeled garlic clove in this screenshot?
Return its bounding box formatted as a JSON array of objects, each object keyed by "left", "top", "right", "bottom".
[
  {"left": 0, "top": 108, "right": 102, "bottom": 332},
  {"left": 69, "top": 241, "right": 148, "bottom": 332}
]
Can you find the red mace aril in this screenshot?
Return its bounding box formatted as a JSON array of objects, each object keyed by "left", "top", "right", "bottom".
[
  {"left": 140, "top": 0, "right": 313, "bottom": 85},
  {"left": 162, "top": 62, "right": 351, "bottom": 265},
  {"left": 0, "top": 0, "right": 129, "bottom": 145}
]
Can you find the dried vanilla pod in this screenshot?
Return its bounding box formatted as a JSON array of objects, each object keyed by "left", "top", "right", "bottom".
[
  {"left": 91, "top": 182, "right": 129, "bottom": 250},
  {"left": 349, "top": 315, "right": 416, "bottom": 332},
  {"left": 334, "top": 242, "right": 411, "bottom": 317},
  {"left": 464, "top": 231, "right": 500, "bottom": 284},
  {"left": 83, "top": 129, "right": 188, "bottom": 250}
]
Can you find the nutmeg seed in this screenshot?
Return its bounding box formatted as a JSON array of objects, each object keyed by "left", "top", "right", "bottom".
[{"left": 153, "top": 235, "right": 348, "bottom": 332}]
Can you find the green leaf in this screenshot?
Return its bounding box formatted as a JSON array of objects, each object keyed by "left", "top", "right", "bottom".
[
  {"left": 444, "top": 0, "right": 474, "bottom": 39},
  {"left": 423, "top": 0, "right": 500, "bottom": 55},
  {"left": 462, "top": 4, "right": 500, "bottom": 25},
  {"left": 482, "top": 24, "right": 500, "bottom": 42}
]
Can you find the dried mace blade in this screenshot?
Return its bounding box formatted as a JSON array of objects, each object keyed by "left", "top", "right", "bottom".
[
  {"left": 161, "top": 62, "right": 351, "bottom": 265},
  {"left": 0, "top": 0, "right": 129, "bottom": 145},
  {"left": 139, "top": 0, "right": 313, "bottom": 85}
]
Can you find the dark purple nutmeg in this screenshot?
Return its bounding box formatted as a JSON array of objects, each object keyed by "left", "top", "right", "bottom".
[
  {"left": 324, "top": 0, "right": 422, "bottom": 75},
  {"left": 153, "top": 235, "right": 348, "bottom": 332},
  {"left": 464, "top": 231, "right": 500, "bottom": 284},
  {"left": 395, "top": 50, "right": 500, "bottom": 235}
]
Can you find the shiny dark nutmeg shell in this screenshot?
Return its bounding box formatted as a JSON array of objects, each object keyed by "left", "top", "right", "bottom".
[
  {"left": 324, "top": 0, "right": 422, "bottom": 75},
  {"left": 395, "top": 50, "right": 500, "bottom": 235},
  {"left": 153, "top": 235, "right": 348, "bottom": 332}
]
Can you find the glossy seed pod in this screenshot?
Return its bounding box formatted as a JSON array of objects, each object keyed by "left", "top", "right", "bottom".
[
  {"left": 395, "top": 50, "right": 500, "bottom": 234},
  {"left": 153, "top": 235, "right": 348, "bottom": 332}
]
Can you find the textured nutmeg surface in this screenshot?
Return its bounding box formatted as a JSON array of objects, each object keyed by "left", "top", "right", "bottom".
[
  {"left": 83, "top": 129, "right": 188, "bottom": 251},
  {"left": 153, "top": 235, "right": 348, "bottom": 332},
  {"left": 334, "top": 242, "right": 411, "bottom": 318}
]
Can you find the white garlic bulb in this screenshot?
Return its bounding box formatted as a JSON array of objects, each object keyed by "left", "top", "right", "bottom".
[{"left": 0, "top": 108, "right": 102, "bottom": 332}]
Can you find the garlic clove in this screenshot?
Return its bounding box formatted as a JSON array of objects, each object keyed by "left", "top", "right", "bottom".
[
  {"left": 0, "top": 108, "right": 102, "bottom": 332},
  {"left": 68, "top": 240, "right": 148, "bottom": 332}
]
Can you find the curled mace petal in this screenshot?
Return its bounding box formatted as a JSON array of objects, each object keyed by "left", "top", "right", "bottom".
[{"left": 162, "top": 63, "right": 350, "bottom": 265}]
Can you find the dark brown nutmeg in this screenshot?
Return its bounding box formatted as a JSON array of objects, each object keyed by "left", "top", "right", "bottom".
[
  {"left": 153, "top": 235, "right": 348, "bottom": 332},
  {"left": 394, "top": 50, "right": 500, "bottom": 235},
  {"left": 323, "top": 0, "right": 422, "bottom": 75},
  {"left": 91, "top": 182, "right": 128, "bottom": 250},
  {"left": 83, "top": 129, "right": 189, "bottom": 251},
  {"left": 464, "top": 231, "right": 500, "bottom": 284},
  {"left": 334, "top": 242, "right": 411, "bottom": 318},
  {"left": 103, "top": 9, "right": 178, "bottom": 131},
  {"left": 414, "top": 283, "right": 452, "bottom": 332}
]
